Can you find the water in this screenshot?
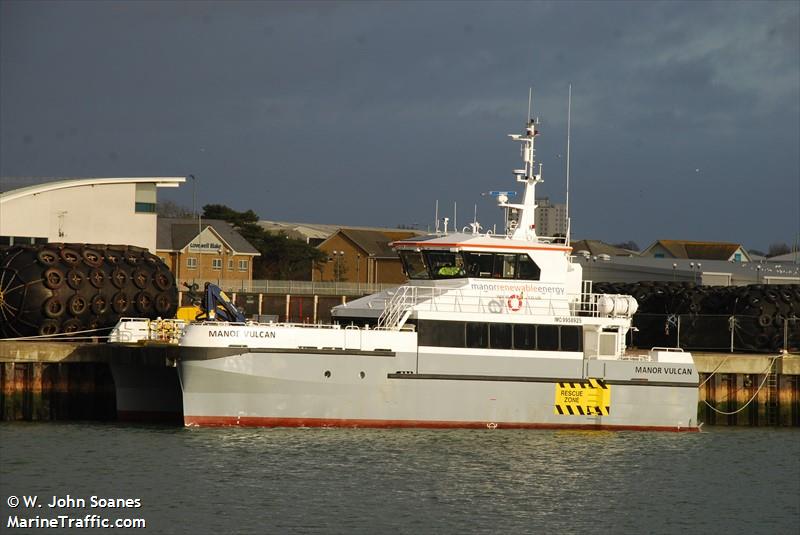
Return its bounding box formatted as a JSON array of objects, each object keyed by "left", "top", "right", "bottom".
[{"left": 1, "top": 424, "right": 798, "bottom": 534}]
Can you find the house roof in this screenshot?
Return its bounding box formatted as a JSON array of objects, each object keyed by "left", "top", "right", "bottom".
[
  {"left": 156, "top": 217, "right": 260, "bottom": 255},
  {"left": 642, "top": 240, "right": 749, "bottom": 261},
  {"left": 320, "top": 228, "right": 420, "bottom": 258},
  {"left": 259, "top": 220, "right": 426, "bottom": 243},
  {"left": 571, "top": 239, "right": 636, "bottom": 257}
]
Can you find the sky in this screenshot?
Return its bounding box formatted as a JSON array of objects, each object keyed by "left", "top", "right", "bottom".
[{"left": 1, "top": 0, "right": 798, "bottom": 252}]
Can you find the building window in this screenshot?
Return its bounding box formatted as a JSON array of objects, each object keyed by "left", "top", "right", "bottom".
[
  {"left": 238, "top": 259, "right": 248, "bottom": 272},
  {"left": 212, "top": 258, "right": 222, "bottom": 270},
  {"left": 187, "top": 257, "right": 198, "bottom": 270},
  {"left": 228, "top": 259, "right": 234, "bottom": 270},
  {"left": 135, "top": 202, "right": 157, "bottom": 213}
]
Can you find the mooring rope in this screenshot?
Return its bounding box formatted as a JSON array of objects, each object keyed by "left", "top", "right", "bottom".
[
  {"left": 697, "top": 355, "right": 731, "bottom": 388},
  {"left": 701, "top": 355, "right": 780, "bottom": 415}
]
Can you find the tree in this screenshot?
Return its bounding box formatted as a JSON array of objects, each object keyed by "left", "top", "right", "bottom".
[
  {"left": 202, "top": 204, "right": 326, "bottom": 280},
  {"left": 767, "top": 243, "right": 791, "bottom": 257},
  {"left": 158, "top": 200, "right": 194, "bottom": 218}
]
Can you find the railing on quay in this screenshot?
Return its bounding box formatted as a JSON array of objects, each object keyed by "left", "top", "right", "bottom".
[{"left": 630, "top": 314, "right": 799, "bottom": 354}]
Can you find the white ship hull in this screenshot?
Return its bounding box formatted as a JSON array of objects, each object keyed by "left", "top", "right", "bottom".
[{"left": 177, "top": 325, "right": 700, "bottom": 431}]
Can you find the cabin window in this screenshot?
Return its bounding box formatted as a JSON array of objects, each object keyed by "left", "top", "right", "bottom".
[
  {"left": 399, "top": 251, "right": 430, "bottom": 280},
  {"left": 513, "top": 324, "right": 536, "bottom": 350},
  {"left": 418, "top": 320, "right": 465, "bottom": 347},
  {"left": 466, "top": 322, "right": 488, "bottom": 349},
  {"left": 489, "top": 323, "right": 512, "bottom": 349},
  {"left": 517, "top": 255, "right": 541, "bottom": 280},
  {"left": 537, "top": 325, "right": 559, "bottom": 351},
  {"left": 463, "top": 252, "right": 494, "bottom": 277},
  {"left": 425, "top": 251, "right": 465, "bottom": 279},
  {"left": 561, "top": 326, "right": 583, "bottom": 351},
  {"left": 493, "top": 254, "right": 517, "bottom": 279}
]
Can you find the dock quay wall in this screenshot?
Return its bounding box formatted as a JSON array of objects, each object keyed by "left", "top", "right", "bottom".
[
  {"left": 0, "top": 342, "right": 177, "bottom": 422},
  {"left": 1, "top": 341, "right": 798, "bottom": 426}
]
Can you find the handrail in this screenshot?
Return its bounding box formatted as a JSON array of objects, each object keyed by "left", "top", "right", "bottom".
[{"left": 373, "top": 285, "right": 634, "bottom": 320}]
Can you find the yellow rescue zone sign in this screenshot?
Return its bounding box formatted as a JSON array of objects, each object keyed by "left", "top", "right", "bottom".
[{"left": 554, "top": 378, "right": 611, "bottom": 416}]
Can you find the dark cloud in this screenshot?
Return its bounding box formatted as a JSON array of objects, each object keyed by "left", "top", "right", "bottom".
[{"left": 1, "top": 0, "right": 798, "bottom": 250}]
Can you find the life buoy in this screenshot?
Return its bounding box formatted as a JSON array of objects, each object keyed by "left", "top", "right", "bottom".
[{"left": 507, "top": 294, "right": 523, "bottom": 311}]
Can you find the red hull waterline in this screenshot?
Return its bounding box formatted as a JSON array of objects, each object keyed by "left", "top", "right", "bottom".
[{"left": 184, "top": 415, "right": 701, "bottom": 432}]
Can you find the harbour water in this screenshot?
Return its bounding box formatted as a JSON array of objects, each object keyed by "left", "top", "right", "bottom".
[{"left": 1, "top": 424, "right": 798, "bottom": 534}]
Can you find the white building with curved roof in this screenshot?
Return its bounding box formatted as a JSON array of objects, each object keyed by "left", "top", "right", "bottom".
[{"left": 0, "top": 177, "right": 185, "bottom": 251}]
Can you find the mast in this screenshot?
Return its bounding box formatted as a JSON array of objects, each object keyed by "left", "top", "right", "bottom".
[{"left": 498, "top": 90, "right": 543, "bottom": 242}]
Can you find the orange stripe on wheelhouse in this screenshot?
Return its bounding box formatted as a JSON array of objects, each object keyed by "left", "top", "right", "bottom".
[{"left": 391, "top": 242, "right": 572, "bottom": 253}]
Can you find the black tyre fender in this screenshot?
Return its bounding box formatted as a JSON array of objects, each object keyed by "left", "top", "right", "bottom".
[
  {"left": 154, "top": 292, "right": 172, "bottom": 315},
  {"left": 81, "top": 248, "right": 104, "bottom": 267},
  {"left": 153, "top": 270, "right": 173, "bottom": 291},
  {"left": 132, "top": 268, "right": 149, "bottom": 289},
  {"left": 42, "top": 267, "right": 65, "bottom": 290},
  {"left": 88, "top": 268, "right": 105, "bottom": 289},
  {"left": 66, "top": 268, "right": 85, "bottom": 290},
  {"left": 39, "top": 320, "right": 60, "bottom": 336},
  {"left": 105, "top": 251, "right": 123, "bottom": 265},
  {"left": 59, "top": 248, "right": 81, "bottom": 265},
  {"left": 37, "top": 249, "right": 59, "bottom": 266},
  {"left": 43, "top": 297, "right": 65, "bottom": 318},
  {"left": 134, "top": 291, "right": 153, "bottom": 314},
  {"left": 62, "top": 318, "right": 83, "bottom": 333},
  {"left": 90, "top": 294, "right": 108, "bottom": 315},
  {"left": 68, "top": 294, "right": 88, "bottom": 316},
  {"left": 111, "top": 268, "right": 128, "bottom": 289},
  {"left": 112, "top": 292, "right": 130, "bottom": 314}
]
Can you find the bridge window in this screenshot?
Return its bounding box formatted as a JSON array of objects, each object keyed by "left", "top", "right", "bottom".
[
  {"left": 518, "top": 255, "right": 541, "bottom": 280},
  {"left": 424, "top": 251, "right": 465, "bottom": 279},
  {"left": 494, "top": 254, "right": 517, "bottom": 279},
  {"left": 463, "top": 252, "right": 494, "bottom": 277},
  {"left": 399, "top": 251, "right": 430, "bottom": 280}
]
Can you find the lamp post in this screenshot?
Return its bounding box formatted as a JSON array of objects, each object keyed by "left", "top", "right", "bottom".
[
  {"left": 672, "top": 263, "right": 677, "bottom": 281},
  {"left": 356, "top": 254, "right": 361, "bottom": 291}
]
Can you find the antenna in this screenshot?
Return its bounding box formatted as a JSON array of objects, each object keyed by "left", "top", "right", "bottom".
[
  {"left": 434, "top": 200, "right": 439, "bottom": 234},
  {"left": 454, "top": 201, "right": 457, "bottom": 232},
  {"left": 527, "top": 87, "right": 532, "bottom": 122},
  {"left": 565, "top": 84, "right": 572, "bottom": 246}
]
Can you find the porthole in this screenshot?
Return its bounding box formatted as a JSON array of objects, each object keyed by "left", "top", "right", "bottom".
[{"left": 324, "top": 370, "right": 331, "bottom": 378}]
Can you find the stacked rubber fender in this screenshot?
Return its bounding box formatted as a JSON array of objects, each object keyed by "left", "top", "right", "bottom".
[
  {"left": 0, "top": 243, "right": 178, "bottom": 338},
  {"left": 593, "top": 281, "right": 800, "bottom": 352}
]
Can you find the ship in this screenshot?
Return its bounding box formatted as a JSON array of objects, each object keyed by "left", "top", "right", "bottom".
[{"left": 174, "top": 111, "right": 701, "bottom": 431}]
